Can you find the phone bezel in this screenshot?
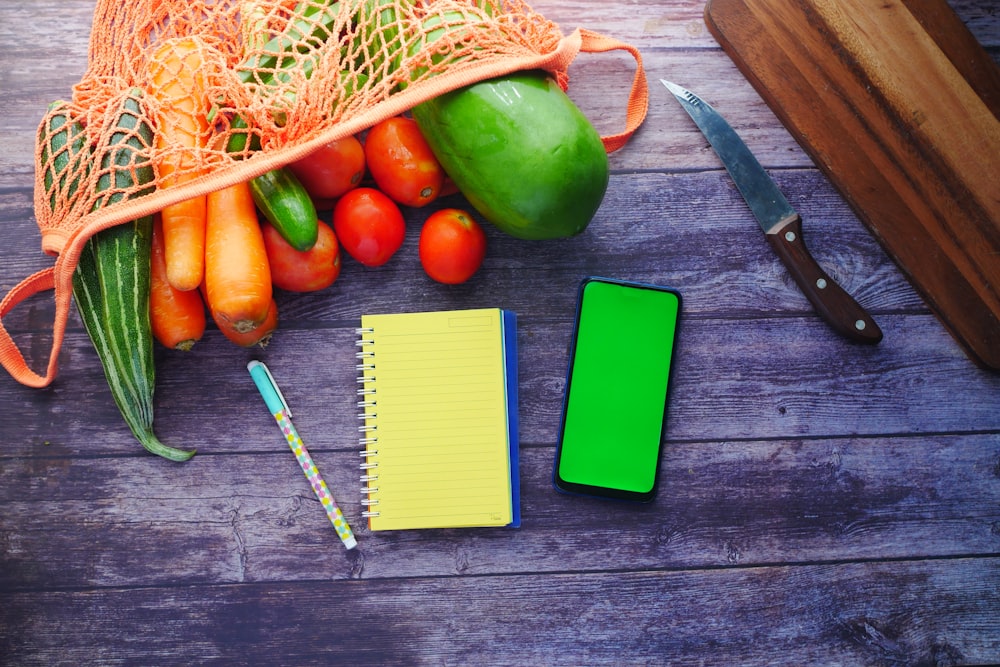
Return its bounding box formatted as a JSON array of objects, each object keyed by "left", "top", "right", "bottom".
[{"left": 552, "top": 277, "right": 682, "bottom": 503}]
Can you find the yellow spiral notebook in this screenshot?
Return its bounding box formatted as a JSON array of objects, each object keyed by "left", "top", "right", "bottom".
[{"left": 355, "top": 308, "right": 520, "bottom": 531}]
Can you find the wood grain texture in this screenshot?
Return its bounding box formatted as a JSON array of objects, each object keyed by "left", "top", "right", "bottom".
[
  {"left": 2, "top": 436, "right": 999, "bottom": 588},
  {"left": 705, "top": 0, "right": 1000, "bottom": 369},
  {"left": 2, "top": 560, "right": 999, "bottom": 665},
  {"left": 1, "top": 1, "right": 999, "bottom": 665}
]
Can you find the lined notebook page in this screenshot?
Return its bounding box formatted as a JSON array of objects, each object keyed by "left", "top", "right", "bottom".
[{"left": 360, "top": 309, "right": 513, "bottom": 530}]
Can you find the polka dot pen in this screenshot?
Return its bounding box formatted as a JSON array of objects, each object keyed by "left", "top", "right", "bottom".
[{"left": 248, "top": 361, "right": 357, "bottom": 550}]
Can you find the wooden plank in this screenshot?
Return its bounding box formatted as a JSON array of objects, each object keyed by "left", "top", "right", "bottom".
[
  {"left": 2, "top": 307, "right": 999, "bottom": 461},
  {"left": 2, "top": 558, "right": 998, "bottom": 665},
  {"left": 531, "top": 0, "right": 1000, "bottom": 49},
  {"left": 2, "top": 436, "right": 999, "bottom": 588}
]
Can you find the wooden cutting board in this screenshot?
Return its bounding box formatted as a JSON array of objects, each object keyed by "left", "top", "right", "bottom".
[{"left": 705, "top": 0, "right": 1000, "bottom": 370}]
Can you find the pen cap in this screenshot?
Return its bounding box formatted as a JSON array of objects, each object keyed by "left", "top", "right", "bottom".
[{"left": 247, "top": 361, "right": 289, "bottom": 415}]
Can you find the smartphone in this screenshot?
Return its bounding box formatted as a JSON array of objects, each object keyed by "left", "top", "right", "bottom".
[{"left": 553, "top": 277, "right": 681, "bottom": 502}]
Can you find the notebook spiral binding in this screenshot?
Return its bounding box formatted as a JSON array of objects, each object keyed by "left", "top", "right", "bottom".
[{"left": 356, "top": 327, "right": 380, "bottom": 518}]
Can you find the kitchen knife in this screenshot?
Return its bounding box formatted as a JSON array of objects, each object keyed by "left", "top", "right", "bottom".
[{"left": 661, "top": 79, "right": 882, "bottom": 344}]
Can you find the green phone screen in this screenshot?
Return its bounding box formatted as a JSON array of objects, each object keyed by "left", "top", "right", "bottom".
[{"left": 554, "top": 278, "right": 681, "bottom": 501}]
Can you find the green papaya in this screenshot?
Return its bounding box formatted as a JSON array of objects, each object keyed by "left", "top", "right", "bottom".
[{"left": 411, "top": 70, "right": 609, "bottom": 240}]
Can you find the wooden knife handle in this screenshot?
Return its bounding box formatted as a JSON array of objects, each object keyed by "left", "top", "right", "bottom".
[{"left": 766, "top": 215, "right": 883, "bottom": 344}]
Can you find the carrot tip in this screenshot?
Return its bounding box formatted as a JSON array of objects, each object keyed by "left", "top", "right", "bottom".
[
  {"left": 226, "top": 318, "right": 264, "bottom": 334},
  {"left": 166, "top": 274, "right": 204, "bottom": 293}
]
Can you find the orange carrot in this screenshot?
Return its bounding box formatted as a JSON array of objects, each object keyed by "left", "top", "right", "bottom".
[
  {"left": 214, "top": 298, "right": 278, "bottom": 348},
  {"left": 150, "top": 216, "right": 206, "bottom": 351},
  {"left": 148, "top": 37, "right": 211, "bottom": 292},
  {"left": 204, "top": 180, "right": 273, "bottom": 333},
  {"left": 161, "top": 196, "right": 207, "bottom": 292}
]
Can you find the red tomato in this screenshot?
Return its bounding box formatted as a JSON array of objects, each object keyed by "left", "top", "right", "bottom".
[
  {"left": 287, "top": 135, "right": 366, "bottom": 202},
  {"left": 333, "top": 188, "right": 406, "bottom": 267},
  {"left": 364, "top": 116, "right": 444, "bottom": 208},
  {"left": 263, "top": 220, "right": 341, "bottom": 292},
  {"left": 419, "top": 208, "right": 487, "bottom": 284}
]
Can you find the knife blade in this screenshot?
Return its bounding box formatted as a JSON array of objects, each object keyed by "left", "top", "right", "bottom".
[{"left": 661, "top": 79, "right": 882, "bottom": 344}]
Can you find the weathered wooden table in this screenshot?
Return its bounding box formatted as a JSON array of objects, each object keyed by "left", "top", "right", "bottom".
[{"left": 2, "top": 1, "right": 999, "bottom": 664}]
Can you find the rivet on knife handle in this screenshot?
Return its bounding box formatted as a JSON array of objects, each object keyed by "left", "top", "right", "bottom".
[
  {"left": 766, "top": 215, "right": 882, "bottom": 343},
  {"left": 660, "top": 79, "right": 882, "bottom": 344}
]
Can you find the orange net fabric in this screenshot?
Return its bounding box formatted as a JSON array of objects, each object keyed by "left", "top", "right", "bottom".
[
  {"left": 3, "top": 0, "right": 647, "bottom": 387},
  {"left": 35, "top": 0, "right": 582, "bottom": 255}
]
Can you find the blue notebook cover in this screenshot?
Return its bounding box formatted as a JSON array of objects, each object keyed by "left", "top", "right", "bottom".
[{"left": 502, "top": 309, "right": 521, "bottom": 528}]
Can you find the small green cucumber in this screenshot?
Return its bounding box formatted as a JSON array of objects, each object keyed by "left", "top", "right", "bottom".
[
  {"left": 224, "top": 114, "right": 263, "bottom": 157},
  {"left": 352, "top": 0, "right": 413, "bottom": 79},
  {"left": 39, "top": 101, "right": 89, "bottom": 211},
  {"left": 237, "top": 0, "right": 342, "bottom": 85},
  {"left": 224, "top": 121, "right": 317, "bottom": 256},
  {"left": 249, "top": 166, "right": 318, "bottom": 251}
]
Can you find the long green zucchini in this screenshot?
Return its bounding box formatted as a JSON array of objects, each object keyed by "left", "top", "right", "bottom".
[{"left": 47, "top": 90, "right": 195, "bottom": 461}]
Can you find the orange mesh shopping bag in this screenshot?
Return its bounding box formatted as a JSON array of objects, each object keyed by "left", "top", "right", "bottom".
[{"left": 0, "top": 0, "right": 647, "bottom": 388}]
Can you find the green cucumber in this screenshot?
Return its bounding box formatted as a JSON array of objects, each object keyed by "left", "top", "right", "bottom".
[
  {"left": 223, "top": 120, "right": 316, "bottom": 254},
  {"left": 352, "top": 0, "right": 413, "bottom": 79},
  {"left": 411, "top": 70, "right": 609, "bottom": 240},
  {"left": 237, "top": 0, "right": 342, "bottom": 86},
  {"left": 39, "top": 101, "right": 89, "bottom": 212},
  {"left": 68, "top": 90, "right": 195, "bottom": 462},
  {"left": 403, "top": 5, "right": 493, "bottom": 85},
  {"left": 232, "top": 1, "right": 336, "bottom": 252},
  {"left": 224, "top": 113, "right": 262, "bottom": 156},
  {"left": 249, "top": 166, "right": 318, "bottom": 251},
  {"left": 226, "top": 119, "right": 317, "bottom": 255}
]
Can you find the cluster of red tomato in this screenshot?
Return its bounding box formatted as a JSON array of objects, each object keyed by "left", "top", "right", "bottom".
[{"left": 261, "top": 115, "right": 487, "bottom": 293}]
